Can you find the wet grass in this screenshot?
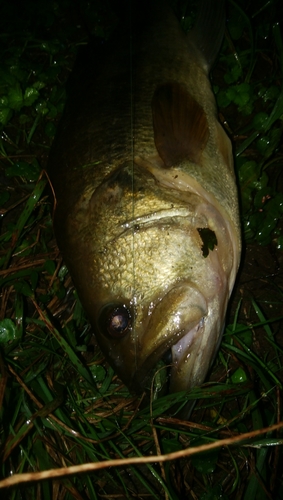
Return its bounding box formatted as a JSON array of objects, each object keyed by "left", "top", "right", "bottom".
[{"left": 0, "top": 0, "right": 283, "bottom": 498}]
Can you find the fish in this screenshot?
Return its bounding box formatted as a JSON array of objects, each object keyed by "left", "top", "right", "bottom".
[{"left": 48, "top": 0, "right": 241, "bottom": 404}]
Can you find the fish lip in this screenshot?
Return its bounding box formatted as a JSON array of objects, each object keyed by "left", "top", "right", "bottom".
[
  {"left": 131, "top": 307, "right": 223, "bottom": 397},
  {"left": 130, "top": 296, "right": 208, "bottom": 394},
  {"left": 130, "top": 317, "right": 205, "bottom": 395},
  {"left": 171, "top": 317, "right": 205, "bottom": 362}
]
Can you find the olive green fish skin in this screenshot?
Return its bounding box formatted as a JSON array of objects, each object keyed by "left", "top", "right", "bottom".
[{"left": 48, "top": 0, "right": 241, "bottom": 395}]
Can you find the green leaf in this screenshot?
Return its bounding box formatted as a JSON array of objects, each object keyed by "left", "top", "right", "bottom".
[
  {"left": 8, "top": 83, "right": 23, "bottom": 110},
  {"left": 23, "top": 87, "right": 39, "bottom": 106},
  {"left": 191, "top": 442, "right": 219, "bottom": 473},
  {"left": 44, "top": 259, "right": 56, "bottom": 275},
  {"left": 231, "top": 367, "right": 248, "bottom": 383},
  {"left": 252, "top": 112, "right": 269, "bottom": 132},
  {"left": 14, "top": 280, "right": 33, "bottom": 297},
  {"left": 0, "top": 319, "right": 17, "bottom": 343},
  {"left": 89, "top": 364, "right": 106, "bottom": 382},
  {"left": 0, "top": 107, "right": 13, "bottom": 124},
  {"left": 200, "top": 484, "right": 229, "bottom": 500},
  {"left": 5, "top": 160, "right": 41, "bottom": 181}
]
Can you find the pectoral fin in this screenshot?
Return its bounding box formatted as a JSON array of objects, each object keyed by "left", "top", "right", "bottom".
[{"left": 152, "top": 82, "right": 209, "bottom": 168}]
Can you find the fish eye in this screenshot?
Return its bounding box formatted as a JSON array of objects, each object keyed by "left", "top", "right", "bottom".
[{"left": 98, "top": 305, "right": 132, "bottom": 338}]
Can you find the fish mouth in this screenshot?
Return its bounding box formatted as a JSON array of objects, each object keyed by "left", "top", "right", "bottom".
[
  {"left": 128, "top": 277, "right": 229, "bottom": 397},
  {"left": 142, "top": 319, "right": 206, "bottom": 398}
]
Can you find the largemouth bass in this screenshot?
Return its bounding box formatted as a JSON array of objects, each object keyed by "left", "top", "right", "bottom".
[{"left": 48, "top": 0, "right": 241, "bottom": 400}]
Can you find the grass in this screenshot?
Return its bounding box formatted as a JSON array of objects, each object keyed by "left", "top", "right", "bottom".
[{"left": 0, "top": 0, "right": 283, "bottom": 498}]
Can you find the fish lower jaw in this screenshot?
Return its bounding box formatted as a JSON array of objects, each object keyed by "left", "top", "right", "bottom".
[
  {"left": 138, "top": 318, "right": 205, "bottom": 397},
  {"left": 167, "top": 319, "right": 206, "bottom": 391},
  {"left": 171, "top": 318, "right": 204, "bottom": 369},
  {"left": 168, "top": 303, "right": 227, "bottom": 395},
  {"left": 142, "top": 294, "right": 228, "bottom": 398}
]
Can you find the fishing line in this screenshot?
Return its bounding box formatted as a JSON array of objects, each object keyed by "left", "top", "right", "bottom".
[{"left": 128, "top": 0, "right": 137, "bottom": 369}]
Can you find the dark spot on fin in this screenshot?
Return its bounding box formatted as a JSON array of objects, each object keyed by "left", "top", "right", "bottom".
[
  {"left": 197, "top": 228, "right": 218, "bottom": 258},
  {"left": 152, "top": 82, "right": 209, "bottom": 168}
]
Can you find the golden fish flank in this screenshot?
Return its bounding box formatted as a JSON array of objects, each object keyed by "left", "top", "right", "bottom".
[{"left": 48, "top": 0, "right": 241, "bottom": 397}]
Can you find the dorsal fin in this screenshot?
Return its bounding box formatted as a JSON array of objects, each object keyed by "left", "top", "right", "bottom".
[
  {"left": 188, "top": 0, "right": 225, "bottom": 72},
  {"left": 152, "top": 82, "right": 209, "bottom": 168}
]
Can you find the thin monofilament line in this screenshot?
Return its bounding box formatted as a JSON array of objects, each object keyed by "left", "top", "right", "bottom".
[{"left": 128, "top": 0, "right": 137, "bottom": 370}]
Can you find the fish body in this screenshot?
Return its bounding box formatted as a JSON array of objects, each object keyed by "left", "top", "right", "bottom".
[{"left": 48, "top": 0, "right": 241, "bottom": 396}]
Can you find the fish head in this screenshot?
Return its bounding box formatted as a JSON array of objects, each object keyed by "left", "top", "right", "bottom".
[{"left": 59, "top": 159, "right": 239, "bottom": 395}]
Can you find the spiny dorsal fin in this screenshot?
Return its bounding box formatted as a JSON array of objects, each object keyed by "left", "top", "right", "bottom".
[
  {"left": 188, "top": 0, "right": 225, "bottom": 72},
  {"left": 152, "top": 82, "right": 209, "bottom": 168}
]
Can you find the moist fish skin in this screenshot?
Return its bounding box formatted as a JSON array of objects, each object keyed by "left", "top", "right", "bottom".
[{"left": 48, "top": 0, "right": 241, "bottom": 398}]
